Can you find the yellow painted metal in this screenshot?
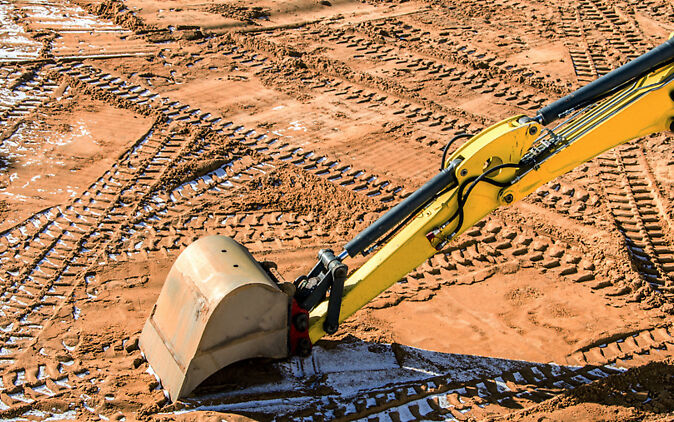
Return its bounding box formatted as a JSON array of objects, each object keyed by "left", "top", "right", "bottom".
[
  {"left": 308, "top": 116, "right": 542, "bottom": 342},
  {"left": 308, "top": 60, "right": 674, "bottom": 343},
  {"left": 503, "top": 62, "right": 674, "bottom": 204}
]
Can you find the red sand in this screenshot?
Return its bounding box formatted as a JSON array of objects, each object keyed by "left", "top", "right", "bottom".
[{"left": 0, "top": 0, "right": 673, "bottom": 420}]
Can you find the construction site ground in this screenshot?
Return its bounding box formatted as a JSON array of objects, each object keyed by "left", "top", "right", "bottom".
[{"left": 1, "top": 0, "right": 673, "bottom": 420}]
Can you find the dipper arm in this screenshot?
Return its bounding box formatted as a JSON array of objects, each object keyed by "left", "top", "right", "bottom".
[{"left": 299, "top": 39, "right": 674, "bottom": 343}]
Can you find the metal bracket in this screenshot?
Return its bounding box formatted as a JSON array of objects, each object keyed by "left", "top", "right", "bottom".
[
  {"left": 294, "top": 249, "right": 348, "bottom": 335},
  {"left": 519, "top": 127, "right": 567, "bottom": 168}
]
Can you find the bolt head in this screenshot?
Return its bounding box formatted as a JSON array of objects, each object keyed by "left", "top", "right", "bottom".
[
  {"left": 460, "top": 169, "right": 468, "bottom": 177},
  {"left": 334, "top": 266, "right": 347, "bottom": 279},
  {"left": 293, "top": 313, "right": 309, "bottom": 332},
  {"left": 529, "top": 126, "right": 538, "bottom": 135},
  {"left": 323, "top": 321, "right": 338, "bottom": 334},
  {"left": 504, "top": 193, "right": 514, "bottom": 203}
]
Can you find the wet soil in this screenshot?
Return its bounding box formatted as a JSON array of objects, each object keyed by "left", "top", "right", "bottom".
[
  {"left": 0, "top": 0, "right": 673, "bottom": 420},
  {"left": 497, "top": 359, "right": 674, "bottom": 421}
]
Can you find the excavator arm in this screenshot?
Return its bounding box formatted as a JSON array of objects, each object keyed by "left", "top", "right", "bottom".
[
  {"left": 303, "top": 36, "right": 674, "bottom": 342},
  {"left": 140, "top": 37, "right": 674, "bottom": 401}
]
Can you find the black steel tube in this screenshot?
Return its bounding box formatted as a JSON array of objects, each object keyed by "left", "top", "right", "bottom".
[
  {"left": 343, "top": 159, "right": 460, "bottom": 257},
  {"left": 536, "top": 37, "right": 674, "bottom": 125}
]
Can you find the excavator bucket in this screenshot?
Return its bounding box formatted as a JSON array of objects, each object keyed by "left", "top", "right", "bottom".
[{"left": 139, "top": 236, "right": 291, "bottom": 401}]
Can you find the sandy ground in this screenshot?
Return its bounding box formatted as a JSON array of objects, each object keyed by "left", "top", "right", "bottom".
[{"left": 0, "top": 0, "right": 673, "bottom": 420}]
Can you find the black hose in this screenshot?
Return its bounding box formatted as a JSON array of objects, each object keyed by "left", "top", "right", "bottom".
[
  {"left": 360, "top": 162, "right": 521, "bottom": 255},
  {"left": 441, "top": 133, "right": 473, "bottom": 171},
  {"left": 444, "top": 163, "right": 521, "bottom": 241},
  {"left": 344, "top": 160, "right": 460, "bottom": 257}
]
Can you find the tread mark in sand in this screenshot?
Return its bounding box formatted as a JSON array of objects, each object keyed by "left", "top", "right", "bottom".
[{"left": 598, "top": 144, "right": 674, "bottom": 289}]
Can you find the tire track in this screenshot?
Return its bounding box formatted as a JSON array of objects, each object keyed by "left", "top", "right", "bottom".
[
  {"left": 218, "top": 34, "right": 484, "bottom": 148},
  {"left": 529, "top": 180, "right": 602, "bottom": 224},
  {"left": 353, "top": 16, "right": 561, "bottom": 99},
  {"left": 175, "top": 355, "right": 624, "bottom": 421},
  {"left": 49, "top": 61, "right": 407, "bottom": 201},
  {"left": 578, "top": 0, "right": 652, "bottom": 58},
  {"left": 566, "top": 324, "right": 674, "bottom": 368},
  {"left": 0, "top": 66, "right": 59, "bottom": 127},
  {"left": 598, "top": 144, "right": 674, "bottom": 289},
  {"left": 324, "top": 364, "right": 623, "bottom": 421},
  {"left": 285, "top": 20, "right": 550, "bottom": 113},
  {"left": 626, "top": 0, "right": 674, "bottom": 25},
  {"left": 0, "top": 126, "right": 173, "bottom": 416},
  {"left": 560, "top": 0, "right": 653, "bottom": 84},
  {"left": 558, "top": 5, "right": 603, "bottom": 83}
]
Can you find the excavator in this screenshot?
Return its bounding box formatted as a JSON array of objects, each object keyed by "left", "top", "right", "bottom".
[{"left": 139, "top": 36, "right": 674, "bottom": 401}]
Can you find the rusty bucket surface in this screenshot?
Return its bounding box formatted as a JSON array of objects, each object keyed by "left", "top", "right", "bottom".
[{"left": 139, "top": 235, "right": 290, "bottom": 401}]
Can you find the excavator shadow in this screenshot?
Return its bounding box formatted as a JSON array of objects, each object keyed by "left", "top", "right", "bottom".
[{"left": 163, "top": 335, "right": 627, "bottom": 420}]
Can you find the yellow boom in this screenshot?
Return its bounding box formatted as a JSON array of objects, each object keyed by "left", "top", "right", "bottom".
[{"left": 307, "top": 48, "right": 674, "bottom": 342}]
